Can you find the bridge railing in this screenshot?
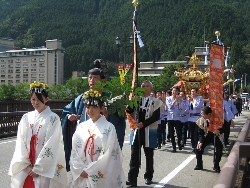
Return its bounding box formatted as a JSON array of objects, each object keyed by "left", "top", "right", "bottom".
[
  {"left": 213, "top": 116, "right": 250, "bottom": 188},
  {"left": 0, "top": 100, "right": 71, "bottom": 112},
  {"left": 0, "top": 109, "right": 64, "bottom": 138}
]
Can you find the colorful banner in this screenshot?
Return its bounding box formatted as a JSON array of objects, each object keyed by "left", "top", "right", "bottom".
[{"left": 209, "top": 43, "right": 224, "bottom": 131}]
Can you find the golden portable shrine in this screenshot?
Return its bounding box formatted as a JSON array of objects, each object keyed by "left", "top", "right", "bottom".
[{"left": 174, "top": 52, "right": 209, "bottom": 97}]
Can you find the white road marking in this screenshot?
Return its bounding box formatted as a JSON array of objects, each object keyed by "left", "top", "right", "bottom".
[
  {"left": 154, "top": 155, "right": 196, "bottom": 187},
  {"left": 0, "top": 140, "right": 16, "bottom": 145}
]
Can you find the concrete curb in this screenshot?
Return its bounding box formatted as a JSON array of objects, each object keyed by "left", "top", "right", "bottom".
[{"left": 213, "top": 117, "right": 250, "bottom": 188}]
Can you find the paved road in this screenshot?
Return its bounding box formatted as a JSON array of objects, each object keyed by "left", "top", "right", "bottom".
[{"left": 1, "top": 110, "right": 249, "bottom": 188}]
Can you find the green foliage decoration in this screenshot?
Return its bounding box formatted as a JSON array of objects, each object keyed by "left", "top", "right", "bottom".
[{"left": 93, "top": 78, "right": 146, "bottom": 117}]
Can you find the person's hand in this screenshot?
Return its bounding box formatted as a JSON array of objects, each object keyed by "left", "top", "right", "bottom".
[
  {"left": 29, "top": 170, "right": 39, "bottom": 178},
  {"left": 188, "top": 96, "right": 193, "bottom": 102},
  {"left": 68, "top": 114, "right": 80, "bottom": 121},
  {"left": 197, "top": 143, "right": 202, "bottom": 150},
  {"left": 25, "top": 165, "right": 32, "bottom": 174},
  {"left": 80, "top": 171, "right": 88, "bottom": 178},
  {"left": 184, "top": 109, "right": 189, "bottom": 114},
  {"left": 25, "top": 165, "right": 39, "bottom": 177},
  {"left": 213, "top": 130, "right": 220, "bottom": 136},
  {"left": 231, "top": 120, "right": 235, "bottom": 128},
  {"left": 137, "top": 122, "right": 143, "bottom": 129}
]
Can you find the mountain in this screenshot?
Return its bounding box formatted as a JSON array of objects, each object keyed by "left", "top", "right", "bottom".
[{"left": 0, "top": 0, "right": 250, "bottom": 80}]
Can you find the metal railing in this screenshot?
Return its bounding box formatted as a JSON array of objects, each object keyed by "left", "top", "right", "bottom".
[
  {"left": 0, "top": 100, "right": 71, "bottom": 112},
  {"left": 213, "top": 117, "right": 250, "bottom": 188},
  {"left": 0, "top": 109, "right": 64, "bottom": 138}
]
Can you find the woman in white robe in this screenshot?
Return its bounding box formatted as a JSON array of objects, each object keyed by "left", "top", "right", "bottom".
[
  {"left": 9, "top": 81, "right": 67, "bottom": 188},
  {"left": 70, "top": 89, "right": 126, "bottom": 188}
]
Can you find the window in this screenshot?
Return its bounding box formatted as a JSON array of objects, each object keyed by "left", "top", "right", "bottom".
[
  {"left": 8, "top": 70, "right": 13, "bottom": 73},
  {"left": 8, "top": 75, "right": 13, "bottom": 78},
  {"left": 39, "top": 74, "right": 44, "bottom": 78},
  {"left": 39, "top": 79, "right": 44, "bottom": 82},
  {"left": 23, "top": 59, "right": 28, "bottom": 62},
  {"left": 31, "top": 69, "right": 36, "bottom": 72},
  {"left": 23, "top": 74, "right": 28, "bottom": 78},
  {"left": 39, "top": 68, "right": 44, "bottom": 72},
  {"left": 31, "top": 63, "right": 36, "bottom": 67},
  {"left": 31, "top": 58, "right": 36, "bottom": 62},
  {"left": 16, "top": 69, "right": 20, "bottom": 73},
  {"left": 0, "top": 60, "right": 5, "bottom": 63},
  {"left": 16, "top": 74, "right": 20, "bottom": 78},
  {"left": 1, "top": 75, "right": 5, "bottom": 78},
  {"left": 23, "top": 79, "right": 28, "bottom": 82},
  {"left": 8, "top": 64, "right": 13, "bottom": 68},
  {"left": 23, "top": 69, "right": 28, "bottom": 72},
  {"left": 1, "top": 80, "right": 5, "bottom": 83},
  {"left": 1, "top": 70, "right": 5, "bottom": 73},
  {"left": 16, "top": 80, "right": 20, "bottom": 83},
  {"left": 39, "top": 58, "right": 44, "bottom": 62},
  {"left": 1, "top": 64, "right": 5, "bottom": 68},
  {"left": 23, "top": 64, "right": 28, "bottom": 67},
  {"left": 8, "top": 80, "right": 13, "bottom": 83},
  {"left": 15, "top": 59, "right": 21, "bottom": 62},
  {"left": 39, "top": 63, "right": 45, "bottom": 67},
  {"left": 8, "top": 60, "right": 13, "bottom": 63},
  {"left": 31, "top": 74, "right": 36, "bottom": 78},
  {"left": 16, "top": 64, "right": 21, "bottom": 68}
]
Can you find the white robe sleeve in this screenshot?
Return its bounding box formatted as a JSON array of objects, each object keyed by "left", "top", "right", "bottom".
[{"left": 8, "top": 114, "right": 31, "bottom": 188}]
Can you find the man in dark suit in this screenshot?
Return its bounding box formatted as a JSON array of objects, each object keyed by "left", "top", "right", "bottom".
[{"left": 126, "top": 81, "right": 163, "bottom": 187}]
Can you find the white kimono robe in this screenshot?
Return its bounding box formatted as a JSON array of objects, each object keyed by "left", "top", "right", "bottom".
[
  {"left": 9, "top": 106, "right": 67, "bottom": 188},
  {"left": 70, "top": 115, "right": 126, "bottom": 188}
]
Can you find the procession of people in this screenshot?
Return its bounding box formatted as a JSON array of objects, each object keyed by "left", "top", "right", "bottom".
[{"left": 8, "top": 60, "right": 241, "bottom": 187}]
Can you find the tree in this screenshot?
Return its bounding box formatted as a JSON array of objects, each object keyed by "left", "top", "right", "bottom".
[
  {"left": 0, "top": 84, "right": 15, "bottom": 100},
  {"left": 64, "top": 78, "right": 89, "bottom": 99},
  {"left": 49, "top": 84, "right": 67, "bottom": 99},
  {"left": 13, "top": 82, "right": 30, "bottom": 100}
]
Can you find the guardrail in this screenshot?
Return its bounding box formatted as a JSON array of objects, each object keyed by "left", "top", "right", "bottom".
[
  {"left": 213, "top": 117, "right": 250, "bottom": 188},
  {"left": 0, "top": 109, "right": 63, "bottom": 138}
]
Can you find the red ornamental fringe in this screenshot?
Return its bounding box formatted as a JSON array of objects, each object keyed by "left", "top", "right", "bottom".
[
  {"left": 209, "top": 43, "right": 224, "bottom": 131},
  {"left": 125, "top": 112, "right": 138, "bottom": 130}
]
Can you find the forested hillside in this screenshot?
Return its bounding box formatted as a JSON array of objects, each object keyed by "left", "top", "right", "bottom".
[{"left": 0, "top": 0, "right": 250, "bottom": 80}]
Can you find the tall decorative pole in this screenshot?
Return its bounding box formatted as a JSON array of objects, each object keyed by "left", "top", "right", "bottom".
[
  {"left": 132, "top": 0, "right": 141, "bottom": 168},
  {"left": 132, "top": 0, "right": 139, "bottom": 91}
]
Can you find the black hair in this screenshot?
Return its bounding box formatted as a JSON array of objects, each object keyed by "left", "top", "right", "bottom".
[
  {"left": 30, "top": 90, "right": 49, "bottom": 104},
  {"left": 202, "top": 106, "right": 212, "bottom": 115},
  {"left": 166, "top": 90, "right": 172, "bottom": 96}
]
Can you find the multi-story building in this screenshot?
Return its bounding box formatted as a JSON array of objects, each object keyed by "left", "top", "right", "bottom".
[
  {"left": 0, "top": 38, "right": 15, "bottom": 52},
  {"left": 0, "top": 39, "right": 64, "bottom": 86},
  {"left": 138, "top": 46, "right": 210, "bottom": 76}
]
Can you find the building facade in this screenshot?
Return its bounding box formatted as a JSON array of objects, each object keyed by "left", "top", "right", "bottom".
[
  {"left": 0, "top": 39, "right": 64, "bottom": 86},
  {"left": 138, "top": 46, "right": 210, "bottom": 76}
]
